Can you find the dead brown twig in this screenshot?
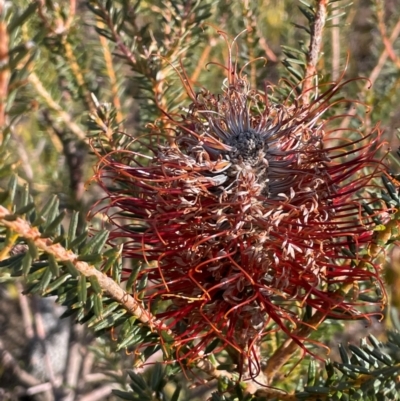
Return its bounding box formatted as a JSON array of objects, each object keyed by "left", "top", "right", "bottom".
[{"left": 0, "top": 339, "right": 40, "bottom": 388}]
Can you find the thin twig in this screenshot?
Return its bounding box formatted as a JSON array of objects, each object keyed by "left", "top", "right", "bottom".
[
  {"left": 302, "top": 0, "right": 328, "bottom": 104},
  {"left": 370, "top": 18, "right": 400, "bottom": 87},
  {"left": 32, "top": 298, "right": 59, "bottom": 391},
  {"left": 262, "top": 309, "right": 327, "bottom": 382},
  {"left": 80, "top": 349, "right": 95, "bottom": 383},
  {"left": 28, "top": 73, "right": 87, "bottom": 141},
  {"left": 0, "top": 339, "right": 40, "bottom": 388},
  {"left": 62, "top": 325, "right": 84, "bottom": 401},
  {"left": 25, "top": 382, "right": 53, "bottom": 396},
  {"left": 340, "top": 18, "right": 400, "bottom": 130},
  {"left": 190, "top": 41, "right": 215, "bottom": 84},
  {"left": 77, "top": 385, "right": 114, "bottom": 401},
  {"left": 17, "top": 281, "right": 35, "bottom": 340},
  {"left": 83, "top": 373, "right": 111, "bottom": 383}
]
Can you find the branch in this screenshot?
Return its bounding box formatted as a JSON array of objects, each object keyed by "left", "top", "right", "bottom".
[
  {"left": 261, "top": 309, "right": 327, "bottom": 383},
  {"left": 302, "top": 0, "right": 328, "bottom": 104},
  {"left": 0, "top": 205, "right": 169, "bottom": 332}
]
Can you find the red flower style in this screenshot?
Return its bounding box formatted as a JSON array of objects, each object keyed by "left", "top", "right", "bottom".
[{"left": 93, "top": 49, "right": 390, "bottom": 377}]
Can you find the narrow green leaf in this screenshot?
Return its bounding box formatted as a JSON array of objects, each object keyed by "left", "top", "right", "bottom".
[
  {"left": 303, "top": 386, "right": 330, "bottom": 395},
  {"left": 43, "top": 210, "right": 66, "bottom": 237},
  {"left": 345, "top": 363, "right": 371, "bottom": 374},
  {"left": 282, "top": 63, "right": 304, "bottom": 81},
  {"left": 25, "top": 267, "right": 46, "bottom": 284},
  {"left": 111, "top": 258, "right": 122, "bottom": 283},
  {"left": 64, "top": 261, "right": 80, "bottom": 277},
  {"left": 298, "top": 5, "right": 315, "bottom": 22},
  {"left": 92, "top": 309, "right": 127, "bottom": 331},
  {"left": 89, "top": 276, "right": 102, "bottom": 294},
  {"left": 8, "top": 2, "right": 39, "bottom": 33},
  {"left": 33, "top": 196, "right": 57, "bottom": 226},
  {"left": 116, "top": 329, "right": 141, "bottom": 350},
  {"left": 22, "top": 252, "right": 32, "bottom": 276},
  {"left": 382, "top": 175, "right": 399, "bottom": 202},
  {"left": 81, "top": 231, "right": 109, "bottom": 255},
  {"left": 0, "top": 252, "right": 24, "bottom": 268},
  {"left": 44, "top": 273, "right": 72, "bottom": 293},
  {"left": 125, "top": 261, "right": 142, "bottom": 292},
  {"left": 284, "top": 57, "right": 306, "bottom": 65},
  {"left": 127, "top": 371, "right": 148, "bottom": 395},
  {"left": 170, "top": 384, "right": 181, "bottom": 401},
  {"left": 75, "top": 305, "right": 86, "bottom": 322},
  {"left": 338, "top": 343, "right": 350, "bottom": 364},
  {"left": 8, "top": 175, "right": 18, "bottom": 204},
  {"left": 44, "top": 198, "right": 60, "bottom": 230},
  {"left": 307, "top": 359, "right": 316, "bottom": 386},
  {"left": 67, "top": 211, "right": 79, "bottom": 247},
  {"left": 93, "top": 294, "right": 103, "bottom": 318},
  {"left": 48, "top": 254, "right": 60, "bottom": 276},
  {"left": 367, "top": 335, "right": 382, "bottom": 349},
  {"left": 101, "top": 252, "right": 119, "bottom": 274},
  {"left": 77, "top": 254, "right": 102, "bottom": 263},
  {"left": 111, "top": 390, "right": 134, "bottom": 400},
  {"left": 216, "top": 364, "right": 236, "bottom": 371},
  {"left": 137, "top": 273, "right": 148, "bottom": 300},
  {"left": 87, "top": 301, "right": 120, "bottom": 326},
  {"left": 370, "top": 349, "right": 393, "bottom": 366},
  {"left": 204, "top": 338, "right": 220, "bottom": 355},
  {"left": 38, "top": 267, "right": 53, "bottom": 292},
  {"left": 78, "top": 275, "right": 88, "bottom": 305},
  {"left": 27, "top": 239, "right": 38, "bottom": 259},
  {"left": 14, "top": 202, "right": 36, "bottom": 216},
  {"left": 150, "top": 363, "right": 164, "bottom": 392},
  {"left": 70, "top": 231, "right": 89, "bottom": 251}
]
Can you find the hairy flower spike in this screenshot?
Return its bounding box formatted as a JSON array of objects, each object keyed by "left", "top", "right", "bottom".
[{"left": 93, "top": 44, "right": 390, "bottom": 379}]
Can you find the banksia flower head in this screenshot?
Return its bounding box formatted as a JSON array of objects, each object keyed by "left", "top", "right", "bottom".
[{"left": 94, "top": 40, "right": 389, "bottom": 377}]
